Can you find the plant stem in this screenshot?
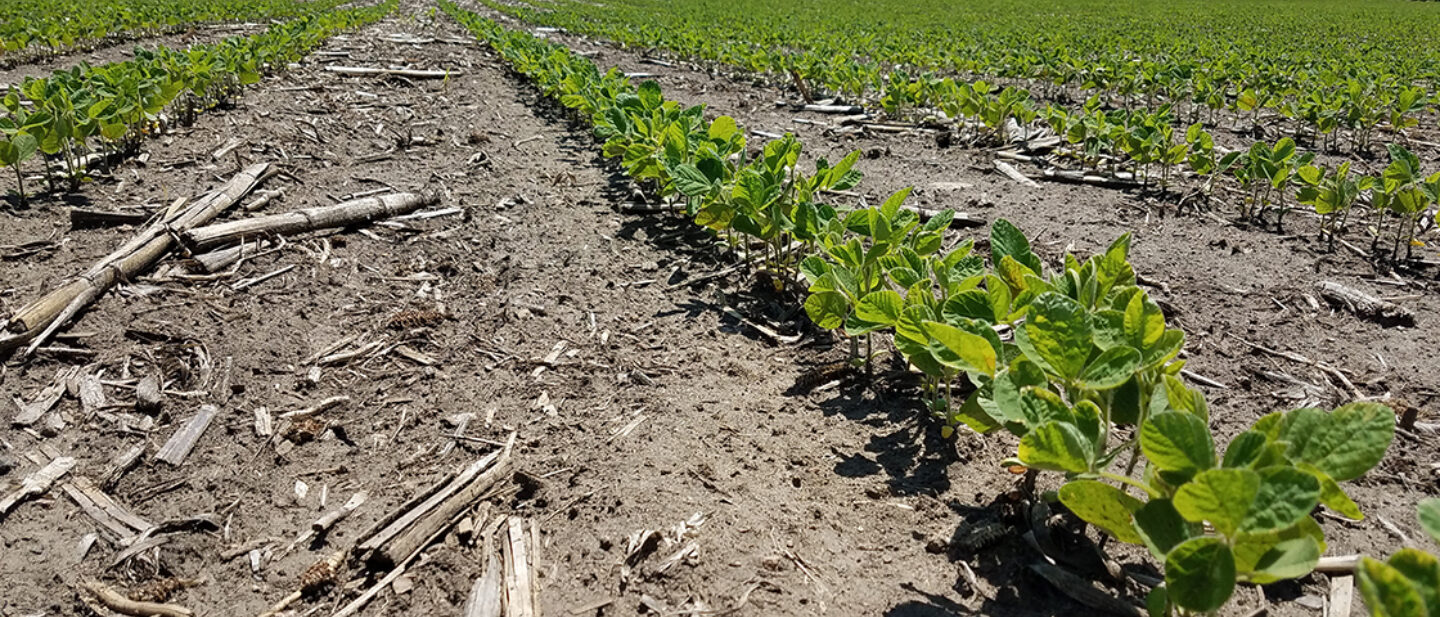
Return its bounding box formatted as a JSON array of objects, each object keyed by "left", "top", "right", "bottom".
[{"left": 1100, "top": 471, "right": 1160, "bottom": 499}]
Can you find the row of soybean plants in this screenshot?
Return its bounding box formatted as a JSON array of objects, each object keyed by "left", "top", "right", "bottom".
[
  {"left": 486, "top": 0, "right": 1440, "bottom": 158},
  {"left": 0, "top": 0, "right": 349, "bottom": 63},
  {"left": 0, "top": 0, "right": 397, "bottom": 203},
  {"left": 484, "top": 0, "right": 1440, "bottom": 265},
  {"left": 440, "top": 3, "right": 1410, "bottom": 616}
]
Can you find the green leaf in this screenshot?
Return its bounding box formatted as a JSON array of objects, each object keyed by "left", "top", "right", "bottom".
[
  {"left": 1058, "top": 480, "right": 1144, "bottom": 544},
  {"left": 1146, "top": 586, "right": 1168, "bottom": 617},
  {"left": 990, "top": 218, "right": 1043, "bottom": 277},
  {"left": 1173, "top": 468, "right": 1259, "bottom": 536},
  {"left": 1078, "top": 345, "right": 1141, "bottom": 390},
  {"left": 881, "top": 186, "right": 913, "bottom": 220},
  {"left": 637, "top": 80, "right": 663, "bottom": 110},
  {"left": 952, "top": 390, "right": 1002, "bottom": 434},
  {"left": 1018, "top": 421, "right": 1092, "bottom": 473},
  {"left": 1279, "top": 402, "right": 1394, "bottom": 482},
  {"left": 923, "top": 320, "right": 996, "bottom": 377},
  {"left": 1165, "top": 537, "right": 1235, "bottom": 613},
  {"left": 1222, "top": 431, "right": 1270, "bottom": 469},
  {"left": 12, "top": 132, "right": 36, "bottom": 162},
  {"left": 708, "top": 116, "right": 739, "bottom": 142},
  {"left": 1244, "top": 467, "right": 1321, "bottom": 534},
  {"left": 804, "top": 291, "right": 848, "bottom": 330},
  {"left": 670, "top": 163, "right": 713, "bottom": 196},
  {"left": 1018, "top": 293, "right": 1091, "bottom": 380},
  {"left": 1296, "top": 463, "right": 1363, "bottom": 520},
  {"left": 1018, "top": 387, "right": 1074, "bottom": 428},
  {"left": 1390, "top": 549, "right": 1440, "bottom": 616},
  {"left": 1358, "top": 557, "right": 1427, "bottom": 617},
  {"left": 1245, "top": 537, "right": 1321, "bottom": 584},
  {"left": 1419, "top": 499, "right": 1440, "bottom": 546},
  {"left": 1141, "top": 412, "right": 1215, "bottom": 475},
  {"left": 856, "top": 290, "right": 904, "bottom": 326},
  {"left": 1134, "top": 499, "right": 1193, "bottom": 561},
  {"left": 799, "top": 256, "right": 830, "bottom": 285}
]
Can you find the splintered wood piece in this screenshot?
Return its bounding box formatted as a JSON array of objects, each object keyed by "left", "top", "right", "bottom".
[
  {"left": 1329, "top": 574, "right": 1354, "bottom": 617},
  {"left": 1041, "top": 167, "right": 1142, "bottom": 189},
  {"left": 63, "top": 481, "right": 129, "bottom": 538},
  {"left": 280, "top": 395, "right": 350, "bottom": 419},
  {"left": 363, "top": 438, "right": 514, "bottom": 570},
  {"left": 1316, "top": 281, "right": 1416, "bottom": 327},
  {"left": 505, "top": 517, "right": 536, "bottom": 617},
  {"left": 63, "top": 476, "right": 154, "bottom": 539},
  {"left": 325, "top": 66, "right": 461, "bottom": 78},
  {"left": 902, "top": 205, "right": 984, "bottom": 228},
  {"left": 155, "top": 405, "right": 220, "bottom": 466},
  {"left": 212, "top": 137, "right": 244, "bottom": 161},
  {"left": 243, "top": 189, "right": 286, "bottom": 213},
  {"left": 358, "top": 451, "right": 501, "bottom": 555},
  {"left": 1, "top": 456, "right": 76, "bottom": 516},
  {"left": 70, "top": 208, "right": 152, "bottom": 229},
  {"left": 253, "top": 408, "right": 273, "bottom": 437},
  {"left": 464, "top": 547, "right": 503, "bottom": 617},
  {"left": 800, "top": 103, "right": 861, "bottom": 114},
  {"left": 12, "top": 367, "right": 72, "bottom": 425},
  {"left": 81, "top": 581, "right": 192, "bottom": 617},
  {"left": 1, "top": 163, "right": 271, "bottom": 354},
  {"left": 100, "top": 445, "right": 145, "bottom": 490},
  {"left": 77, "top": 476, "right": 153, "bottom": 533},
  {"left": 994, "top": 160, "right": 1040, "bottom": 188},
  {"left": 313, "top": 491, "right": 367, "bottom": 532},
  {"left": 182, "top": 192, "right": 439, "bottom": 251}
]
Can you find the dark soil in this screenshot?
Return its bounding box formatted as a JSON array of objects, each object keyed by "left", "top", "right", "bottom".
[{"left": 0, "top": 3, "right": 1435, "bottom": 617}]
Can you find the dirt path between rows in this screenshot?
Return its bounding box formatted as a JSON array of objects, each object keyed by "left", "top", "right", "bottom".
[
  {"left": 1, "top": 3, "right": 1436, "bottom": 617},
  {"left": 0, "top": 4, "right": 999, "bottom": 617}
]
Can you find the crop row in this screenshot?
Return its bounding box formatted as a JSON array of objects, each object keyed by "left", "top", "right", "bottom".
[
  {"left": 484, "top": 0, "right": 1440, "bottom": 265},
  {"left": 0, "top": 0, "right": 397, "bottom": 203},
  {"left": 0, "top": 0, "right": 352, "bottom": 63},
  {"left": 439, "top": 2, "right": 1431, "bottom": 615},
  {"left": 489, "top": 0, "right": 1440, "bottom": 156}
]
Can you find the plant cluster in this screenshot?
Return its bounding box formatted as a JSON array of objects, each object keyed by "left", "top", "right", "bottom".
[
  {"left": 442, "top": 5, "right": 1403, "bottom": 616},
  {"left": 484, "top": 0, "right": 1440, "bottom": 155},
  {"left": 484, "top": 0, "right": 1440, "bottom": 264},
  {"left": 0, "top": 0, "right": 396, "bottom": 202},
  {"left": 0, "top": 0, "right": 349, "bottom": 61}
]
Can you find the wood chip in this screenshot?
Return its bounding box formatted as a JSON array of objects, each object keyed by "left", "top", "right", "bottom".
[
  {"left": 994, "top": 160, "right": 1040, "bottom": 188},
  {"left": 0, "top": 456, "right": 76, "bottom": 516},
  {"left": 155, "top": 405, "right": 220, "bottom": 466}
]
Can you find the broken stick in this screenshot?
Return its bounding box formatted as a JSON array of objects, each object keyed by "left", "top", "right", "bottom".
[
  {"left": 360, "top": 436, "right": 514, "bottom": 571},
  {"left": 313, "top": 491, "right": 368, "bottom": 532},
  {"left": 1316, "top": 281, "right": 1416, "bottom": 327},
  {"left": 81, "top": 581, "right": 192, "bottom": 617},
  {"left": 0, "top": 163, "right": 271, "bottom": 355},
  {"left": 155, "top": 405, "right": 220, "bottom": 466},
  {"left": 182, "top": 192, "right": 439, "bottom": 251},
  {"left": 1, "top": 456, "right": 76, "bottom": 516},
  {"left": 994, "top": 160, "right": 1040, "bottom": 188}
]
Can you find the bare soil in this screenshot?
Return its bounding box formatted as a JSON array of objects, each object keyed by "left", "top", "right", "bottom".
[{"left": 0, "top": 4, "right": 1435, "bottom": 617}]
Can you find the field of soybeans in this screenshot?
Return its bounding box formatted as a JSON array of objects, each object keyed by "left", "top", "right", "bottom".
[{"left": 0, "top": 0, "right": 1436, "bottom": 616}]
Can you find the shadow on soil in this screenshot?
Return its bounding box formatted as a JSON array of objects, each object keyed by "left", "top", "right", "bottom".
[{"left": 495, "top": 58, "right": 1138, "bottom": 617}]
